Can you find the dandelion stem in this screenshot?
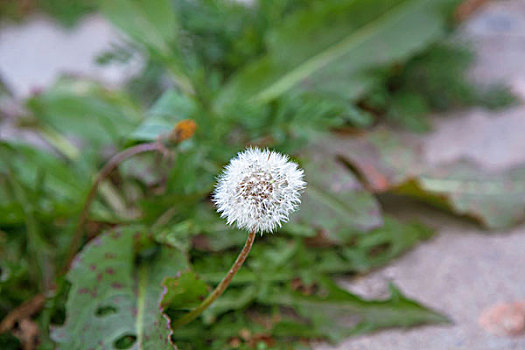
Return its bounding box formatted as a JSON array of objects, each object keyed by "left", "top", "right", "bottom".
[{"left": 173, "top": 230, "right": 256, "bottom": 328}]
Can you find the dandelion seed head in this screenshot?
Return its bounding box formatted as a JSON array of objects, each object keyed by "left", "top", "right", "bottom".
[{"left": 213, "top": 147, "right": 306, "bottom": 233}]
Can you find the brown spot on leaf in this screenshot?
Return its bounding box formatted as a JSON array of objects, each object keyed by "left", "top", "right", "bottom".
[{"left": 111, "top": 282, "right": 123, "bottom": 289}]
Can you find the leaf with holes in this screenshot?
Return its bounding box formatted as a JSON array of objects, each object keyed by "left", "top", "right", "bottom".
[{"left": 52, "top": 226, "right": 186, "bottom": 349}]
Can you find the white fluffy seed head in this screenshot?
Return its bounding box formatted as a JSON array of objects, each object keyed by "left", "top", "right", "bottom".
[{"left": 213, "top": 147, "right": 306, "bottom": 234}]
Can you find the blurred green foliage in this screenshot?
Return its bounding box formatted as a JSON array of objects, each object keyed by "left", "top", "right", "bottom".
[
  {"left": 0, "top": 0, "right": 94, "bottom": 26},
  {"left": 362, "top": 42, "right": 516, "bottom": 131},
  {"left": 0, "top": 0, "right": 516, "bottom": 349}
]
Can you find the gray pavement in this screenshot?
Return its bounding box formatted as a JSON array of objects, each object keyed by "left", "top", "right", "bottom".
[{"left": 0, "top": 14, "right": 141, "bottom": 99}]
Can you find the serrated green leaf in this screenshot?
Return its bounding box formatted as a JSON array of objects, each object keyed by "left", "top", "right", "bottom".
[
  {"left": 263, "top": 277, "right": 449, "bottom": 342},
  {"left": 52, "top": 226, "right": 185, "bottom": 349}
]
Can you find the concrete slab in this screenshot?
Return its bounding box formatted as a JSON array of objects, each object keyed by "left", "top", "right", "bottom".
[
  {"left": 0, "top": 14, "right": 141, "bottom": 99},
  {"left": 423, "top": 107, "right": 525, "bottom": 170},
  {"left": 460, "top": 0, "right": 525, "bottom": 93}
]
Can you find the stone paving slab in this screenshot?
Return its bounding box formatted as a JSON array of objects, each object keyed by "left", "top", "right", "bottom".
[{"left": 0, "top": 14, "right": 141, "bottom": 99}]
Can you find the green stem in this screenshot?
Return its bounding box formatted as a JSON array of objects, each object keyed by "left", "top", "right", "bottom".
[
  {"left": 136, "top": 264, "right": 147, "bottom": 348},
  {"left": 173, "top": 230, "right": 256, "bottom": 328},
  {"left": 39, "top": 125, "right": 80, "bottom": 160}
]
